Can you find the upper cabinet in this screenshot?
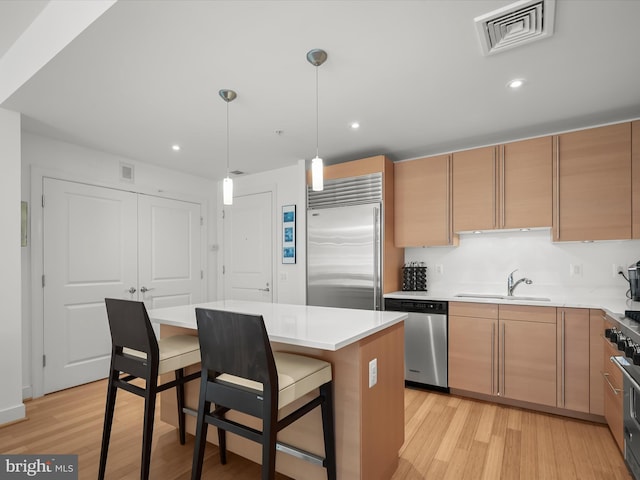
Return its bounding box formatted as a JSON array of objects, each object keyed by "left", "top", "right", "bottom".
[
  {"left": 501, "top": 137, "right": 553, "bottom": 229},
  {"left": 452, "top": 146, "right": 497, "bottom": 232},
  {"left": 394, "top": 154, "right": 457, "bottom": 247},
  {"left": 553, "top": 123, "right": 632, "bottom": 241},
  {"left": 452, "top": 137, "right": 553, "bottom": 232},
  {"left": 633, "top": 120, "right": 640, "bottom": 238}
]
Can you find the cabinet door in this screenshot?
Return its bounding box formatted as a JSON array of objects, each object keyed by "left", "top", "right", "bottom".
[
  {"left": 633, "top": 120, "right": 640, "bottom": 238},
  {"left": 452, "top": 146, "right": 497, "bottom": 231},
  {"left": 500, "top": 319, "right": 556, "bottom": 406},
  {"left": 557, "top": 308, "right": 589, "bottom": 413},
  {"left": 554, "top": 123, "right": 632, "bottom": 241},
  {"left": 589, "top": 309, "right": 604, "bottom": 415},
  {"left": 501, "top": 137, "right": 553, "bottom": 229},
  {"left": 394, "top": 155, "right": 454, "bottom": 246},
  {"left": 603, "top": 323, "right": 624, "bottom": 453},
  {"left": 449, "top": 315, "right": 497, "bottom": 395}
]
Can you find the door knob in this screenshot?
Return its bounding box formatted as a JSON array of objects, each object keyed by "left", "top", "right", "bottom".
[
  {"left": 128, "top": 287, "right": 137, "bottom": 294},
  {"left": 259, "top": 282, "right": 270, "bottom": 292},
  {"left": 140, "top": 286, "right": 154, "bottom": 293}
]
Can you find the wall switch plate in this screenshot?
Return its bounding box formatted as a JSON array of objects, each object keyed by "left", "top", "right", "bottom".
[
  {"left": 435, "top": 264, "right": 444, "bottom": 275},
  {"left": 569, "top": 264, "right": 582, "bottom": 276},
  {"left": 368, "top": 358, "right": 377, "bottom": 388}
]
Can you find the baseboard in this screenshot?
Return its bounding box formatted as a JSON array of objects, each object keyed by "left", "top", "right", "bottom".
[
  {"left": 0, "top": 402, "right": 26, "bottom": 426},
  {"left": 22, "top": 385, "right": 33, "bottom": 401}
]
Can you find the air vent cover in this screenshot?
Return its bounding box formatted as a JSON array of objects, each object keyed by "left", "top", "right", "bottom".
[{"left": 474, "top": 0, "right": 555, "bottom": 56}]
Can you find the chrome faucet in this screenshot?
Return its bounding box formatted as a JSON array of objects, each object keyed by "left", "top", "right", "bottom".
[{"left": 507, "top": 269, "right": 533, "bottom": 296}]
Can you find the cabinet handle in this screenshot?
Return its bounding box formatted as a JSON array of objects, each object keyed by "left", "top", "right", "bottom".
[
  {"left": 501, "top": 322, "right": 506, "bottom": 396},
  {"left": 491, "top": 322, "right": 495, "bottom": 395},
  {"left": 561, "top": 311, "right": 565, "bottom": 408},
  {"left": 602, "top": 372, "right": 622, "bottom": 395},
  {"left": 492, "top": 148, "right": 497, "bottom": 229},
  {"left": 501, "top": 145, "right": 506, "bottom": 228},
  {"left": 554, "top": 136, "right": 560, "bottom": 240},
  {"left": 447, "top": 155, "right": 452, "bottom": 244}
]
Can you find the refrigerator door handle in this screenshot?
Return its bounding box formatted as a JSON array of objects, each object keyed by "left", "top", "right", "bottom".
[{"left": 373, "top": 205, "right": 381, "bottom": 310}]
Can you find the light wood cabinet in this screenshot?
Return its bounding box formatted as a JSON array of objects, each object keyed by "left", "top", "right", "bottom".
[
  {"left": 394, "top": 154, "right": 457, "bottom": 247},
  {"left": 499, "top": 305, "right": 557, "bottom": 407},
  {"left": 603, "top": 316, "right": 624, "bottom": 453},
  {"left": 633, "top": 120, "right": 640, "bottom": 238},
  {"left": 452, "top": 137, "right": 553, "bottom": 232},
  {"left": 589, "top": 309, "right": 604, "bottom": 416},
  {"left": 313, "top": 155, "right": 404, "bottom": 294},
  {"left": 556, "top": 308, "right": 590, "bottom": 413},
  {"left": 501, "top": 137, "right": 553, "bottom": 228},
  {"left": 452, "top": 146, "right": 497, "bottom": 231},
  {"left": 449, "top": 304, "right": 497, "bottom": 395},
  {"left": 449, "top": 302, "right": 556, "bottom": 407},
  {"left": 553, "top": 122, "right": 632, "bottom": 241}
]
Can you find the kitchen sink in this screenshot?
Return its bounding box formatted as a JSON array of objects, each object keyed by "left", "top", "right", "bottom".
[{"left": 454, "top": 293, "right": 550, "bottom": 302}]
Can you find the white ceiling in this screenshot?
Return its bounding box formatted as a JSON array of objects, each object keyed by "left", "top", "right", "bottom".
[{"left": 2, "top": 0, "right": 640, "bottom": 181}]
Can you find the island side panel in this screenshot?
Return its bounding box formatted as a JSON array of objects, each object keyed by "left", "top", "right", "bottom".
[{"left": 359, "top": 322, "right": 405, "bottom": 480}]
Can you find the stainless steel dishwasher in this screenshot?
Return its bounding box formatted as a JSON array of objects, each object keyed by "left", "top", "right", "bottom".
[{"left": 384, "top": 298, "right": 448, "bottom": 391}]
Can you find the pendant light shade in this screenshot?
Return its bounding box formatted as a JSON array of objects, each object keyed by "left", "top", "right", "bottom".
[
  {"left": 307, "top": 49, "right": 327, "bottom": 192},
  {"left": 219, "top": 89, "right": 237, "bottom": 206}
]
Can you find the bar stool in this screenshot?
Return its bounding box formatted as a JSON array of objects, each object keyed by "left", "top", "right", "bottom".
[
  {"left": 99, "top": 298, "right": 201, "bottom": 480},
  {"left": 191, "top": 308, "right": 337, "bottom": 480}
]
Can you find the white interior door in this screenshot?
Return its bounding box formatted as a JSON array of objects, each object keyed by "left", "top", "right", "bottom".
[
  {"left": 43, "top": 180, "right": 204, "bottom": 394},
  {"left": 43, "top": 178, "right": 138, "bottom": 394},
  {"left": 138, "top": 194, "right": 202, "bottom": 310},
  {"left": 224, "top": 192, "right": 273, "bottom": 301}
]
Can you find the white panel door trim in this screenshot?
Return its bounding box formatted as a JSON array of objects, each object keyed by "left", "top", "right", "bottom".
[{"left": 29, "top": 167, "right": 207, "bottom": 398}]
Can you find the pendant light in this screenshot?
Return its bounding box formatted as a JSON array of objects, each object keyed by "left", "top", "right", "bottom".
[
  {"left": 219, "top": 89, "right": 237, "bottom": 205},
  {"left": 306, "top": 49, "right": 327, "bottom": 192}
]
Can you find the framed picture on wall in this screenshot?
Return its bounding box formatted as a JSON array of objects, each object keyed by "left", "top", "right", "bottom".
[{"left": 282, "top": 205, "right": 296, "bottom": 264}]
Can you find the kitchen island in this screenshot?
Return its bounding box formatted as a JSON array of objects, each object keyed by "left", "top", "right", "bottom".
[{"left": 148, "top": 300, "right": 407, "bottom": 480}]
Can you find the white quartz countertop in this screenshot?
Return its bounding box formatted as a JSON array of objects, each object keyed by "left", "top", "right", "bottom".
[
  {"left": 148, "top": 300, "right": 407, "bottom": 351},
  {"left": 384, "top": 290, "right": 640, "bottom": 324}
]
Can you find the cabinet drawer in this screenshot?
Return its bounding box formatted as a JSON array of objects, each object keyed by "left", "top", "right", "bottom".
[
  {"left": 449, "top": 302, "right": 498, "bottom": 319},
  {"left": 499, "top": 304, "right": 556, "bottom": 323}
]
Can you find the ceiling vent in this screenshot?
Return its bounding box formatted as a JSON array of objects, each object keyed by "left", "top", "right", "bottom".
[{"left": 474, "top": 0, "right": 556, "bottom": 56}]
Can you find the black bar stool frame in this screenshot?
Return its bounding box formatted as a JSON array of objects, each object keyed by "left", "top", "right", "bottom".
[
  {"left": 191, "top": 308, "right": 337, "bottom": 480},
  {"left": 99, "top": 298, "right": 200, "bottom": 480}
]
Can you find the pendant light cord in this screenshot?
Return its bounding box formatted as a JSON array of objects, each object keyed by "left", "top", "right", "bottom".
[
  {"left": 315, "top": 66, "right": 319, "bottom": 158},
  {"left": 226, "top": 100, "right": 230, "bottom": 176}
]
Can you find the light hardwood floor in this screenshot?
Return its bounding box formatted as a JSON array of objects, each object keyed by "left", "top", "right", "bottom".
[{"left": 0, "top": 381, "right": 631, "bottom": 479}]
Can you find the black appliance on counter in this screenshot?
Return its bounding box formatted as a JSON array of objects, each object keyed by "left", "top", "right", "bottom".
[
  {"left": 630, "top": 262, "right": 640, "bottom": 301},
  {"left": 384, "top": 298, "right": 448, "bottom": 392}
]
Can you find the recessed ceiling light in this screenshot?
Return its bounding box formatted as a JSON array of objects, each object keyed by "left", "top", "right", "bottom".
[
  {"left": 172, "top": 144, "right": 181, "bottom": 151},
  {"left": 350, "top": 122, "right": 360, "bottom": 129},
  {"left": 507, "top": 79, "right": 524, "bottom": 89}
]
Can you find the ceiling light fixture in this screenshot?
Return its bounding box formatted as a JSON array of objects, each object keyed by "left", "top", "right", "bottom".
[
  {"left": 307, "top": 48, "right": 328, "bottom": 192},
  {"left": 350, "top": 122, "right": 360, "bottom": 129},
  {"left": 507, "top": 78, "right": 524, "bottom": 89},
  {"left": 172, "top": 144, "right": 180, "bottom": 151},
  {"left": 219, "top": 89, "right": 237, "bottom": 206}
]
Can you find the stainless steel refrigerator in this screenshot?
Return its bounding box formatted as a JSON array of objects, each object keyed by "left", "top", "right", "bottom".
[
  {"left": 307, "top": 202, "right": 382, "bottom": 310},
  {"left": 306, "top": 172, "right": 384, "bottom": 310}
]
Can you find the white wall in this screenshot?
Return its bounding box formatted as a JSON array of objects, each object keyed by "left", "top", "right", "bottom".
[
  {"left": 0, "top": 108, "right": 25, "bottom": 424},
  {"left": 217, "top": 160, "right": 307, "bottom": 305},
  {"left": 405, "top": 229, "right": 640, "bottom": 300},
  {"left": 21, "top": 132, "right": 218, "bottom": 399}
]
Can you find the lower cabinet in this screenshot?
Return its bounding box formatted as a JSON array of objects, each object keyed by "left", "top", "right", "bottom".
[
  {"left": 557, "top": 308, "right": 590, "bottom": 413},
  {"left": 603, "top": 316, "right": 624, "bottom": 453},
  {"left": 449, "top": 302, "right": 556, "bottom": 406}
]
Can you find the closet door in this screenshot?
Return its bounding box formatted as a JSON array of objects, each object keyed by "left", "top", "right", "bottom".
[
  {"left": 137, "top": 194, "right": 203, "bottom": 309},
  {"left": 43, "top": 180, "right": 203, "bottom": 394},
  {"left": 43, "top": 178, "right": 137, "bottom": 393}
]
